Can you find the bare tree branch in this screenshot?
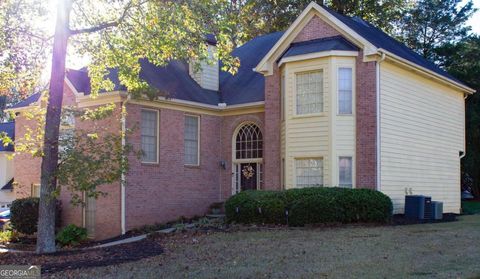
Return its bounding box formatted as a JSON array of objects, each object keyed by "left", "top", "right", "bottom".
[{"left": 69, "top": 1, "right": 134, "bottom": 35}]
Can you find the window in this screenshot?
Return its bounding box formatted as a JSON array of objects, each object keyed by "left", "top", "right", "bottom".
[
  {"left": 141, "top": 109, "right": 158, "bottom": 163},
  {"left": 339, "top": 156, "right": 353, "bottom": 187},
  {"left": 338, "top": 68, "right": 353, "bottom": 114},
  {"left": 59, "top": 110, "right": 75, "bottom": 154},
  {"left": 184, "top": 115, "right": 199, "bottom": 165},
  {"left": 295, "top": 158, "right": 323, "bottom": 188},
  {"left": 31, "top": 184, "right": 40, "bottom": 197},
  {"left": 296, "top": 70, "right": 323, "bottom": 115},
  {"left": 235, "top": 123, "right": 263, "bottom": 159}
]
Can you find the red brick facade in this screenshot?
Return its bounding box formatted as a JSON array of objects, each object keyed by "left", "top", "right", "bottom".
[
  {"left": 124, "top": 104, "right": 223, "bottom": 230},
  {"left": 220, "top": 113, "right": 265, "bottom": 199},
  {"left": 355, "top": 51, "right": 377, "bottom": 189},
  {"left": 293, "top": 15, "right": 341, "bottom": 42},
  {"left": 13, "top": 13, "right": 379, "bottom": 240},
  {"left": 264, "top": 66, "right": 282, "bottom": 190}
]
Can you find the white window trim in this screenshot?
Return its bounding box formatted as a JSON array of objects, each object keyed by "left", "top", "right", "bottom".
[
  {"left": 184, "top": 114, "right": 200, "bottom": 167},
  {"left": 293, "top": 68, "right": 326, "bottom": 117},
  {"left": 231, "top": 121, "right": 264, "bottom": 194},
  {"left": 338, "top": 156, "right": 353, "bottom": 188},
  {"left": 294, "top": 157, "right": 324, "bottom": 188},
  {"left": 141, "top": 108, "right": 160, "bottom": 164},
  {"left": 337, "top": 67, "right": 354, "bottom": 116}
]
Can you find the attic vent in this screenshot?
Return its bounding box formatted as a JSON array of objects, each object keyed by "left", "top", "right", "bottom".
[{"left": 189, "top": 44, "right": 219, "bottom": 91}]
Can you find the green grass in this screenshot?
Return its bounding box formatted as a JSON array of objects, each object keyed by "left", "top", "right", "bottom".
[
  {"left": 56, "top": 215, "right": 480, "bottom": 279},
  {"left": 462, "top": 200, "right": 480, "bottom": 215}
]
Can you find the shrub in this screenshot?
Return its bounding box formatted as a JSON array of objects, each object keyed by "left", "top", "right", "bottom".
[
  {"left": 56, "top": 224, "right": 88, "bottom": 247},
  {"left": 10, "top": 198, "right": 40, "bottom": 235},
  {"left": 0, "top": 230, "right": 18, "bottom": 244},
  {"left": 10, "top": 197, "right": 62, "bottom": 235},
  {"left": 225, "top": 187, "right": 393, "bottom": 226},
  {"left": 225, "top": 190, "right": 287, "bottom": 224}
]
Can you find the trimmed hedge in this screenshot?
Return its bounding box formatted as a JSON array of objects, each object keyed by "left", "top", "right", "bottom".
[{"left": 225, "top": 187, "right": 392, "bottom": 226}]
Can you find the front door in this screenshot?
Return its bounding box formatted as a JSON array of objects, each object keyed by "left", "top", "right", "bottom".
[{"left": 240, "top": 163, "right": 258, "bottom": 191}]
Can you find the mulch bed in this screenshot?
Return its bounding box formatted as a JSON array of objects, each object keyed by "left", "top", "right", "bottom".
[
  {"left": 0, "top": 236, "right": 164, "bottom": 275},
  {"left": 392, "top": 213, "right": 457, "bottom": 225}
]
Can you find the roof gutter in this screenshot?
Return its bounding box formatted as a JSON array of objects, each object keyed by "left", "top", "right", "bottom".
[{"left": 376, "top": 48, "right": 476, "bottom": 94}]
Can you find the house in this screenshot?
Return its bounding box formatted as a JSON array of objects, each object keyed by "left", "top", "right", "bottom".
[
  {"left": 0, "top": 122, "right": 15, "bottom": 209},
  {"left": 8, "top": 2, "right": 475, "bottom": 240}
]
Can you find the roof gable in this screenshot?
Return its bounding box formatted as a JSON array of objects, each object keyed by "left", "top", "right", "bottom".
[
  {"left": 254, "top": 2, "right": 377, "bottom": 75},
  {"left": 255, "top": 2, "right": 474, "bottom": 93}
]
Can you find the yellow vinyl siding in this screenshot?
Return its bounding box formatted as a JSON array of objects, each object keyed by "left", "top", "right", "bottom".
[
  {"left": 380, "top": 61, "right": 464, "bottom": 214},
  {"left": 284, "top": 58, "right": 330, "bottom": 188},
  {"left": 189, "top": 45, "right": 219, "bottom": 91},
  {"left": 282, "top": 56, "right": 356, "bottom": 188}
]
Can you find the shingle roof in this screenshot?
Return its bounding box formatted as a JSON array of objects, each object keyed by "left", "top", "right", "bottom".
[
  {"left": 220, "top": 31, "right": 284, "bottom": 105},
  {"left": 1, "top": 178, "right": 13, "bottom": 190},
  {"left": 50, "top": 31, "right": 284, "bottom": 107},
  {"left": 0, "top": 122, "right": 14, "bottom": 152},
  {"left": 12, "top": 6, "right": 467, "bottom": 109},
  {"left": 138, "top": 60, "right": 221, "bottom": 105},
  {"left": 10, "top": 93, "right": 41, "bottom": 109},
  {"left": 322, "top": 6, "right": 464, "bottom": 85},
  {"left": 282, "top": 36, "right": 359, "bottom": 59}
]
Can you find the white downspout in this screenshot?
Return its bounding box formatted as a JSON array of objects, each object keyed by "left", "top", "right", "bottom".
[
  {"left": 460, "top": 94, "right": 468, "bottom": 160},
  {"left": 121, "top": 99, "right": 127, "bottom": 235},
  {"left": 376, "top": 51, "right": 386, "bottom": 191}
]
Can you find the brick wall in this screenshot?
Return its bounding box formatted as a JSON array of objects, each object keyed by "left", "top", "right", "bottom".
[
  {"left": 72, "top": 102, "right": 123, "bottom": 240},
  {"left": 124, "top": 104, "right": 223, "bottom": 230},
  {"left": 264, "top": 66, "right": 282, "bottom": 190},
  {"left": 293, "top": 15, "right": 341, "bottom": 42},
  {"left": 220, "top": 113, "right": 265, "bottom": 199},
  {"left": 13, "top": 115, "right": 42, "bottom": 198},
  {"left": 14, "top": 82, "right": 77, "bottom": 199},
  {"left": 355, "top": 51, "right": 377, "bottom": 189},
  {"left": 13, "top": 83, "right": 124, "bottom": 240}
]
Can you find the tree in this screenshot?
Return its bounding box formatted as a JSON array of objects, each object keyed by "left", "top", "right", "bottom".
[
  {"left": 0, "top": 0, "right": 48, "bottom": 98},
  {"left": 1, "top": 0, "right": 240, "bottom": 253},
  {"left": 436, "top": 36, "right": 480, "bottom": 197},
  {"left": 398, "top": 0, "right": 475, "bottom": 61},
  {"left": 230, "top": 0, "right": 410, "bottom": 43}
]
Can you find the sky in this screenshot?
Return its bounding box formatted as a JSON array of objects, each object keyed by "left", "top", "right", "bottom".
[{"left": 464, "top": 0, "right": 480, "bottom": 34}]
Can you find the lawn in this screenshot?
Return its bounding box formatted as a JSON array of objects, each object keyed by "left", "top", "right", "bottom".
[
  {"left": 47, "top": 215, "right": 480, "bottom": 279},
  {"left": 462, "top": 200, "right": 480, "bottom": 215}
]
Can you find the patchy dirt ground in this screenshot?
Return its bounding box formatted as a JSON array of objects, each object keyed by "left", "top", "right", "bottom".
[
  {"left": 0, "top": 238, "right": 163, "bottom": 275},
  {"left": 40, "top": 215, "right": 480, "bottom": 279}
]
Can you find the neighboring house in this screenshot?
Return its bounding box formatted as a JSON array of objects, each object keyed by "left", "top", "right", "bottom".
[
  {"left": 7, "top": 3, "right": 475, "bottom": 240},
  {"left": 0, "top": 122, "right": 15, "bottom": 209}
]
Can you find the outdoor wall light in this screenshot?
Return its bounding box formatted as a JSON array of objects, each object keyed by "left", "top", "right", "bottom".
[{"left": 219, "top": 160, "right": 226, "bottom": 169}]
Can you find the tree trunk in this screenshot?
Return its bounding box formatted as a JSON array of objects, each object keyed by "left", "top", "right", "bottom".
[{"left": 36, "top": 0, "right": 72, "bottom": 254}]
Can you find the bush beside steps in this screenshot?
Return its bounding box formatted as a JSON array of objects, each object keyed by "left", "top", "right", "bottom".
[{"left": 225, "top": 187, "right": 393, "bottom": 226}]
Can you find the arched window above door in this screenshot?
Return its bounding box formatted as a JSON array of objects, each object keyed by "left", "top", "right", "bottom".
[{"left": 235, "top": 123, "right": 263, "bottom": 159}]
